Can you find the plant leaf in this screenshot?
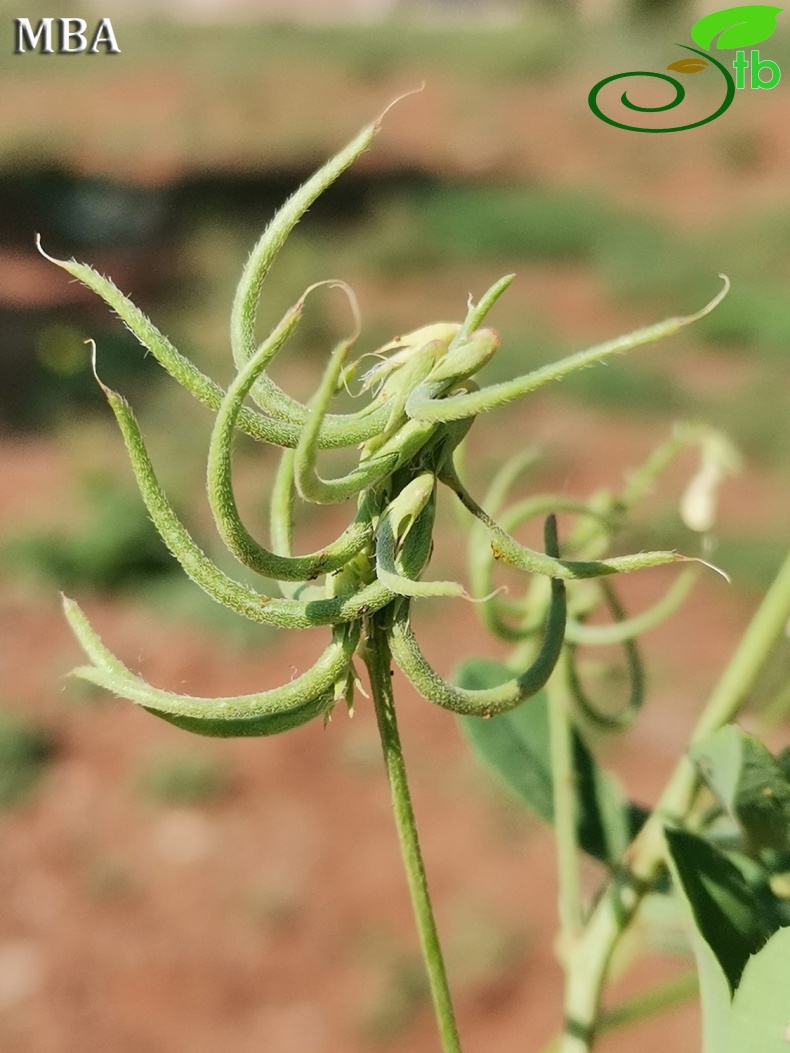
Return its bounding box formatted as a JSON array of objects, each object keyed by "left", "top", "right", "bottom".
[
  {"left": 667, "top": 58, "right": 710, "bottom": 73},
  {"left": 691, "top": 5, "right": 782, "bottom": 50},
  {"left": 729, "top": 927, "right": 790, "bottom": 1052},
  {"left": 669, "top": 830, "right": 790, "bottom": 1053},
  {"left": 691, "top": 725, "right": 790, "bottom": 853},
  {"left": 665, "top": 833, "right": 733, "bottom": 1053},
  {"left": 665, "top": 828, "right": 770, "bottom": 992},
  {"left": 456, "top": 658, "right": 647, "bottom": 865}
]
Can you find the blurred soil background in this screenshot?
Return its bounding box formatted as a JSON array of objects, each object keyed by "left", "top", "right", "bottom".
[{"left": 2, "top": 1, "right": 790, "bottom": 1050}]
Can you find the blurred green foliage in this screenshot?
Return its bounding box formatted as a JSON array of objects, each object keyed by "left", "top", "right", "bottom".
[
  {"left": 2, "top": 474, "right": 176, "bottom": 592},
  {"left": 351, "top": 186, "right": 633, "bottom": 272},
  {"left": 356, "top": 928, "right": 430, "bottom": 1043},
  {"left": 0, "top": 710, "right": 57, "bottom": 808},
  {"left": 138, "top": 750, "right": 231, "bottom": 806}
]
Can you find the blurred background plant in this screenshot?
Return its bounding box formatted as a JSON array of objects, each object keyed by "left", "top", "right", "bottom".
[
  {"left": 136, "top": 748, "right": 233, "bottom": 806},
  {"left": 0, "top": 710, "right": 57, "bottom": 808}
]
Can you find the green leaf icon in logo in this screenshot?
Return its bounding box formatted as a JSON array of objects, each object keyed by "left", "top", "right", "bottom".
[{"left": 691, "top": 4, "right": 782, "bottom": 50}]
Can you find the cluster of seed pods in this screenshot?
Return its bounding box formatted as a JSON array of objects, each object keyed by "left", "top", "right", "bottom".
[{"left": 44, "top": 103, "right": 729, "bottom": 737}]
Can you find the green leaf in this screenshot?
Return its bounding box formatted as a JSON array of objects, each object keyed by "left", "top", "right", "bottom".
[
  {"left": 729, "top": 927, "right": 790, "bottom": 1051},
  {"left": 691, "top": 725, "right": 790, "bottom": 853},
  {"left": 775, "top": 744, "right": 790, "bottom": 781},
  {"left": 456, "top": 658, "right": 647, "bottom": 865},
  {"left": 669, "top": 832, "right": 790, "bottom": 1053},
  {"left": 665, "top": 828, "right": 769, "bottom": 992},
  {"left": 692, "top": 933, "right": 732, "bottom": 1053},
  {"left": 691, "top": 5, "right": 782, "bottom": 51},
  {"left": 666, "top": 854, "right": 731, "bottom": 1053}
]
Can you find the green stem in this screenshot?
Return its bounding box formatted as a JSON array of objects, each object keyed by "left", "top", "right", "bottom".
[
  {"left": 548, "top": 655, "right": 583, "bottom": 941},
  {"left": 538, "top": 969, "right": 698, "bottom": 1053},
  {"left": 598, "top": 970, "right": 698, "bottom": 1032},
  {"left": 759, "top": 680, "right": 790, "bottom": 732},
  {"left": 362, "top": 615, "right": 464, "bottom": 1053},
  {"left": 560, "top": 544, "right": 790, "bottom": 1053}
]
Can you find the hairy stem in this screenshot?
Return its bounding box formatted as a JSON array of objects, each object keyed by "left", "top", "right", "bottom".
[
  {"left": 362, "top": 615, "right": 463, "bottom": 1053},
  {"left": 560, "top": 544, "right": 790, "bottom": 1052}
]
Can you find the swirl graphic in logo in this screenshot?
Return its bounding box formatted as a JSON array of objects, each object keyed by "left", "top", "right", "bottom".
[{"left": 588, "top": 45, "right": 736, "bottom": 133}]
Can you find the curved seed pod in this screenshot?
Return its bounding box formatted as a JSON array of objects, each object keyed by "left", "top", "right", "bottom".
[
  {"left": 421, "top": 329, "right": 500, "bottom": 388},
  {"left": 269, "top": 446, "right": 323, "bottom": 600},
  {"left": 94, "top": 365, "right": 396, "bottom": 628},
  {"left": 155, "top": 694, "right": 335, "bottom": 737},
  {"left": 270, "top": 447, "right": 297, "bottom": 562},
  {"left": 564, "top": 582, "right": 645, "bottom": 732},
  {"left": 461, "top": 449, "right": 542, "bottom": 630},
  {"left": 453, "top": 274, "right": 515, "bottom": 345},
  {"left": 470, "top": 495, "right": 606, "bottom": 642},
  {"left": 360, "top": 326, "right": 457, "bottom": 394},
  {"left": 63, "top": 596, "right": 359, "bottom": 737},
  {"left": 230, "top": 107, "right": 401, "bottom": 444},
  {"left": 401, "top": 332, "right": 500, "bottom": 425},
  {"left": 36, "top": 241, "right": 294, "bottom": 444},
  {"left": 441, "top": 464, "right": 687, "bottom": 579},
  {"left": 367, "top": 339, "right": 448, "bottom": 451},
  {"left": 362, "top": 329, "right": 495, "bottom": 459},
  {"left": 37, "top": 242, "right": 391, "bottom": 451},
  {"left": 387, "top": 516, "right": 567, "bottom": 716},
  {"left": 376, "top": 474, "right": 468, "bottom": 600},
  {"left": 231, "top": 117, "right": 377, "bottom": 371},
  {"left": 367, "top": 415, "right": 444, "bottom": 478},
  {"left": 406, "top": 280, "right": 730, "bottom": 424},
  {"left": 395, "top": 496, "right": 437, "bottom": 582},
  {"left": 207, "top": 289, "right": 374, "bottom": 579},
  {"left": 418, "top": 415, "right": 478, "bottom": 480},
  {"left": 267, "top": 447, "right": 363, "bottom": 604},
  {"left": 294, "top": 339, "right": 407, "bottom": 505}
]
